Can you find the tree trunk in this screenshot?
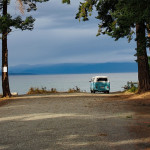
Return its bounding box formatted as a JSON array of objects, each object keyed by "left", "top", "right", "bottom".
[
  {"left": 136, "top": 23, "right": 150, "bottom": 93},
  {"left": 2, "top": 0, "right": 11, "bottom": 97}
]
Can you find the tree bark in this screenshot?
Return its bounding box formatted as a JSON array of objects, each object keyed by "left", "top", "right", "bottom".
[
  {"left": 136, "top": 23, "right": 150, "bottom": 93},
  {"left": 2, "top": 0, "right": 11, "bottom": 97}
]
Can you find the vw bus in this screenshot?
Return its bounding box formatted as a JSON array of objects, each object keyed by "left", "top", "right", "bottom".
[{"left": 90, "top": 76, "right": 110, "bottom": 93}]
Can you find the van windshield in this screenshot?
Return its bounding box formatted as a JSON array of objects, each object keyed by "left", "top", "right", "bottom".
[{"left": 97, "top": 78, "right": 107, "bottom": 81}]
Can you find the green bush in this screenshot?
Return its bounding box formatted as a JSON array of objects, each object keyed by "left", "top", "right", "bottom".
[{"left": 127, "top": 85, "right": 138, "bottom": 93}]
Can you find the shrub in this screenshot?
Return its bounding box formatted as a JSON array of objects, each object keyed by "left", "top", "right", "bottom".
[
  {"left": 123, "top": 81, "right": 138, "bottom": 93},
  {"left": 27, "top": 87, "right": 57, "bottom": 94},
  {"left": 68, "top": 86, "right": 81, "bottom": 93},
  {"left": 50, "top": 88, "right": 57, "bottom": 93},
  {"left": 27, "top": 86, "right": 81, "bottom": 94},
  {"left": 128, "top": 85, "right": 138, "bottom": 93}
]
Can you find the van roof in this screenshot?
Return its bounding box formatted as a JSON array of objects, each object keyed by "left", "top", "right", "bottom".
[{"left": 93, "top": 76, "right": 108, "bottom": 79}]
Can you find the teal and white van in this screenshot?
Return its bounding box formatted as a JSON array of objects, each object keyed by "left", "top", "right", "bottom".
[{"left": 90, "top": 76, "right": 110, "bottom": 93}]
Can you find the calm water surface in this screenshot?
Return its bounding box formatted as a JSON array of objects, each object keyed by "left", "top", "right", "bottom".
[{"left": 0, "top": 73, "right": 138, "bottom": 94}]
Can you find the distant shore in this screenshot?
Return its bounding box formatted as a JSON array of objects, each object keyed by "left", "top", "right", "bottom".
[{"left": 1, "top": 62, "right": 138, "bottom": 75}]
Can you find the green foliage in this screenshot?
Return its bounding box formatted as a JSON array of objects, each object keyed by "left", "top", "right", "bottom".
[
  {"left": 76, "top": 0, "right": 96, "bottom": 21},
  {"left": 62, "top": 0, "right": 70, "bottom": 4},
  {"left": 123, "top": 81, "right": 138, "bottom": 93},
  {"left": 21, "top": 0, "right": 49, "bottom": 12},
  {"left": 128, "top": 85, "right": 138, "bottom": 93},
  {"left": 0, "top": 0, "right": 49, "bottom": 37},
  {"left": 0, "top": 14, "right": 35, "bottom": 32},
  {"left": 148, "top": 56, "right": 150, "bottom": 65},
  {"left": 62, "top": 0, "right": 150, "bottom": 92},
  {"left": 75, "top": 0, "right": 150, "bottom": 46}
]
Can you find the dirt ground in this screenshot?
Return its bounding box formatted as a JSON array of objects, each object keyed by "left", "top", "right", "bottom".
[{"left": 0, "top": 92, "right": 150, "bottom": 150}]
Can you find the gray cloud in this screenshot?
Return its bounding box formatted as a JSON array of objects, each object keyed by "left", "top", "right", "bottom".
[{"left": 5, "top": 0, "right": 136, "bottom": 66}]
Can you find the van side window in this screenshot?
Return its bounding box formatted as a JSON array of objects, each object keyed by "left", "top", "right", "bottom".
[{"left": 97, "top": 78, "right": 107, "bottom": 81}]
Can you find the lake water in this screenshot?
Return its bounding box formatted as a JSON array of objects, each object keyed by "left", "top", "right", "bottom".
[{"left": 0, "top": 73, "right": 138, "bottom": 95}]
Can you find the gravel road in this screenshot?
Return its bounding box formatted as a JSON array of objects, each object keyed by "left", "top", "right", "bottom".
[{"left": 0, "top": 93, "right": 150, "bottom": 150}]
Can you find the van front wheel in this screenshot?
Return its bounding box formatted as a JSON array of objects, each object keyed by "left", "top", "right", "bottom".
[{"left": 91, "top": 90, "right": 95, "bottom": 93}]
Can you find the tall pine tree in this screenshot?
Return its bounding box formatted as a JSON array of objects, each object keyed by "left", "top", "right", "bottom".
[
  {"left": 0, "top": 0, "right": 48, "bottom": 97},
  {"left": 63, "top": 0, "right": 150, "bottom": 93}
]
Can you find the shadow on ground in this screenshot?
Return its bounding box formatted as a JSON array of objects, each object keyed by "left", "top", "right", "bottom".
[{"left": 0, "top": 95, "right": 150, "bottom": 150}]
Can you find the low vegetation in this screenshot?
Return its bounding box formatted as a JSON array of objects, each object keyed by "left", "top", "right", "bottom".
[
  {"left": 27, "top": 87, "right": 57, "bottom": 95},
  {"left": 127, "top": 85, "right": 138, "bottom": 93},
  {"left": 123, "top": 81, "right": 138, "bottom": 93},
  {"left": 68, "top": 86, "right": 81, "bottom": 93},
  {"left": 27, "top": 86, "right": 81, "bottom": 95}
]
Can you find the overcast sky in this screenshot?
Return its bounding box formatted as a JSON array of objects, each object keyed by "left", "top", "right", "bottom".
[{"left": 1, "top": 0, "right": 137, "bottom": 66}]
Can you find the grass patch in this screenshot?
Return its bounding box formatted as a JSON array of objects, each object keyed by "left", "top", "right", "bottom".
[
  {"left": 27, "top": 86, "right": 82, "bottom": 95},
  {"left": 27, "top": 87, "right": 57, "bottom": 95},
  {"left": 68, "top": 86, "right": 81, "bottom": 93},
  {"left": 123, "top": 81, "right": 138, "bottom": 93},
  {"left": 127, "top": 86, "right": 138, "bottom": 93}
]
